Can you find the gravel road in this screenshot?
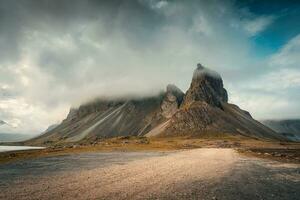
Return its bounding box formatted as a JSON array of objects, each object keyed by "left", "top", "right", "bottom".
[{"left": 0, "top": 148, "right": 299, "bottom": 200}]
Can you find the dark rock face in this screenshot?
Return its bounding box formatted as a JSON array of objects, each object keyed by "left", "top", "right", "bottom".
[
  {"left": 166, "top": 84, "right": 184, "bottom": 105},
  {"left": 29, "top": 95, "right": 166, "bottom": 145},
  {"left": 164, "top": 102, "right": 220, "bottom": 135},
  {"left": 182, "top": 63, "right": 228, "bottom": 108},
  {"left": 161, "top": 84, "right": 184, "bottom": 118}
]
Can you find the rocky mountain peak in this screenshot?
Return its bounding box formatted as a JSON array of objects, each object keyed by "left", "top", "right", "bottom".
[
  {"left": 193, "top": 63, "right": 221, "bottom": 80},
  {"left": 161, "top": 84, "right": 184, "bottom": 118},
  {"left": 182, "top": 63, "right": 228, "bottom": 108},
  {"left": 166, "top": 84, "right": 184, "bottom": 104},
  {"left": 196, "top": 63, "right": 204, "bottom": 70}
]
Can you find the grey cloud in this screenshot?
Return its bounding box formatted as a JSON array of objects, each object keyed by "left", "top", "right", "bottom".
[{"left": 0, "top": 0, "right": 297, "bottom": 134}]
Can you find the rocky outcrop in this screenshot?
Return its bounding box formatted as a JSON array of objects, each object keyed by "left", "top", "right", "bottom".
[
  {"left": 161, "top": 64, "right": 282, "bottom": 140},
  {"left": 27, "top": 63, "right": 287, "bottom": 145},
  {"left": 182, "top": 63, "right": 228, "bottom": 108},
  {"left": 161, "top": 84, "right": 184, "bottom": 118}
]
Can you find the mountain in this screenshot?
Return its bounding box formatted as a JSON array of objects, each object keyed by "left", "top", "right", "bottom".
[
  {"left": 261, "top": 120, "right": 300, "bottom": 142},
  {"left": 181, "top": 64, "right": 228, "bottom": 108},
  {"left": 0, "top": 133, "right": 35, "bottom": 142},
  {"left": 0, "top": 120, "right": 7, "bottom": 126},
  {"left": 158, "top": 64, "right": 280, "bottom": 139},
  {"left": 27, "top": 64, "right": 285, "bottom": 145}
]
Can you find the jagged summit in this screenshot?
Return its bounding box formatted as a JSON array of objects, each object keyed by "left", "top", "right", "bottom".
[
  {"left": 193, "top": 63, "right": 222, "bottom": 79},
  {"left": 161, "top": 84, "right": 184, "bottom": 118},
  {"left": 166, "top": 84, "right": 184, "bottom": 104},
  {"left": 26, "top": 63, "right": 286, "bottom": 145},
  {"left": 166, "top": 84, "right": 181, "bottom": 93},
  {"left": 183, "top": 64, "right": 228, "bottom": 108},
  {"left": 196, "top": 63, "right": 204, "bottom": 70}
]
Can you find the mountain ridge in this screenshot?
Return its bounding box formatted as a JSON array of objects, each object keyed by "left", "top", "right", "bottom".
[
  {"left": 26, "top": 64, "right": 286, "bottom": 145},
  {"left": 261, "top": 119, "right": 300, "bottom": 142}
]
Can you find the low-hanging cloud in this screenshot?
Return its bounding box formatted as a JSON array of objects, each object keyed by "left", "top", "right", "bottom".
[{"left": 0, "top": 0, "right": 298, "bottom": 134}]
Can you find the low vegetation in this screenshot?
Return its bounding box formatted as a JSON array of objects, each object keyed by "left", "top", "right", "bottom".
[{"left": 1, "top": 135, "right": 300, "bottom": 164}]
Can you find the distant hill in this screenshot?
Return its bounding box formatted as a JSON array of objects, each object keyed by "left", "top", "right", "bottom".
[
  {"left": 0, "top": 133, "right": 36, "bottom": 142},
  {"left": 0, "top": 120, "right": 7, "bottom": 126},
  {"left": 27, "top": 63, "right": 286, "bottom": 145},
  {"left": 0, "top": 120, "right": 35, "bottom": 142},
  {"left": 261, "top": 120, "right": 300, "bottom": 142}
]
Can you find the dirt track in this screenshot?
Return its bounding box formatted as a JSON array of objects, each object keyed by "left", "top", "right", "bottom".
[{"left": 0, "top": 148, "right": 299, "bottom": 200}]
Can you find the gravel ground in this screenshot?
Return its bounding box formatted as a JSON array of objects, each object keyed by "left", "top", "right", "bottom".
[{"left": 0, "top": 148, "right": 299, "bottom": 200}]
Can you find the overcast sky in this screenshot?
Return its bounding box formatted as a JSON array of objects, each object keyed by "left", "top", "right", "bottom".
[{"left": 0, "top": 0, "right": 299, "bottom": 135}]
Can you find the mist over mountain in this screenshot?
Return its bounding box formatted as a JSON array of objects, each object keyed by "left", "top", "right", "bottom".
[
  {"left": 27, "top": 64, "right": 285, "bottom": 145},
  {"left": 0, "top": 0, "right": 299, "bottom": 136},
  {"left": 0, "top": 2, "right": 299, "bottom": 200}
]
